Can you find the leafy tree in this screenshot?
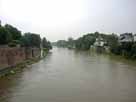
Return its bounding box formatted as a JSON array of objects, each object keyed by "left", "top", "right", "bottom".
[
  {"left": 68, "top": 37, "right": 74, "bottom": 44},
  {"left": 94, "top": 31, "right": 99, "bottom": 38},
  {"left": 131, "top": 43, "right": 136, "bottom": 59},
  {"left": 121, "top": 42, "right": 133, "bottom": 57},
  {"left": 47, "top": 41, "right": 52, "bottom": 49},
  {"left": 5, "top": 24, "right": 22, "bottom": 40},
  {"left": 0, "top": 26, "right": 12, "bottom": 45},
  {"left": 106, "top": 34, "right": 120, "bottom": 54},
  {"left": 56, "top": 40, "right": 68, "bottom": 47},
  {"left": 30, "top": 33, "right": 41, "bottom": 48},
  {"left": 42, "top": 37, "right": 48, "bottom": 48},
  {"left": 41, "top": 37, "right": 52, "bottom": 50},
  {"left": 75, "top": 37, "right": 82, "bottom": 49},
  {"left": 75, "top": 34, "right": 95, "bottom": 50},
  {"left": 20, "top": 33, "right": 31, "bottom": 47},
  {"left": 21, "top": 33, "right": 41, "bottom": 48},
  {"left": 67, "top": 37, "right": 75, "bottom": 48}
]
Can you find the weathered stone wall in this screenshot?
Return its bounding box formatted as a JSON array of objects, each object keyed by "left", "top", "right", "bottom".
[
  {"left": 32, "top": 48, "right": 41, "bottom": 58},
  {"left": 25, "top": 47, "right": 41, "bottom": 59},
  {"left": 0, "top": 47, "right": 41, "bottom": 70}
]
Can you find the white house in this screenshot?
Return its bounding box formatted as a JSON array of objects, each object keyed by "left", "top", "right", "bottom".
[
  {"left": 94, "top": 37, "right": 105, "bottom": 47},
  {"left": 119, "top": 33, "right": 133, "bottom": 43},
  {"left": 134, "top": 34, "right": 136, "bottom": 42}
]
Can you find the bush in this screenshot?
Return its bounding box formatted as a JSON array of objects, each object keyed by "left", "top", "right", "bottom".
[
  {"left": 8, "top": 40, "right": 20, "bottom": 47},
  {"left": 8, "top": 42, "right": 17, "bottom": 47}
]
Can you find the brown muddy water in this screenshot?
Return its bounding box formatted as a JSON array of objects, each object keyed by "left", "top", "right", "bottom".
[{"left": 0, "top": 47, "right": 136, "bottom": 102}]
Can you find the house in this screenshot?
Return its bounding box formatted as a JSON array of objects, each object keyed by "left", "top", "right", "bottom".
[
  {"left": 134, "top": 34, "right": 136, "bottom": 42},
  {"left": 94, "top": 37, "right": 105, "bottom": 47},
  {"left": 119, "top": 33, "right": 133, "bottom": 43},
  {"left": 93, "top": 36, "right": 108, "bottom": 53}
]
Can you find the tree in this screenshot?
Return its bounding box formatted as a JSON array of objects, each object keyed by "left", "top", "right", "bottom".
[
  {"left": 20, "top": 33, "right": 31, "bottom": 47},
  {"left": 106, "top": 34, "right": 120, "bottom": 54},
  {"left": 47, "top": 41, "right": 52, "bottom": 49},
  {"left": 5, "top": 24, "right": 22, "bottom": 40},
  {"left": 42, "top": 37, "right": 48, "bottom": 48},
  {"left": 75, "top": 34, "right": 95, "bottom": 50},
  {"left": 0, "top": 26, "right": 12, "bottom": 45},
  {"left": 42, "top": 37, "right": 52, "bottom": 50},
  {"left": 21, "top": 33, "right": 41, "bottom": 48},
  {"left": 131, "top": 43, "right": 136, "bottom": 59},
  {"left": 67, "top": 37, "right": 75, "bottom": 48},
  {"left": 56, "top": 40, "right": 68, "bottom": 47},
  {"left": 68, "top": 37, "right": 73, "bottom": 43},
  {"left": 31, "top": 33, "right": 41, "bottom": 48},
  {"left": 75, "top": 37, "right": 82, "bottom": 49},
  {"left": 94, "top": 31, "right": 99, "bottom": 38}
]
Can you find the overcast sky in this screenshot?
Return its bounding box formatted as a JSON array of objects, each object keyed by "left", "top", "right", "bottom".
[{"left": 0, "top": 0, "right": 136, "bottom": 41}]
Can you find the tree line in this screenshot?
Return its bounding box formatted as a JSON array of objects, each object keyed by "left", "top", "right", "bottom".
[
  {"left": 0, "top": 20, "right": 52, "bottom": 50},
  {"left": 55, "top": 32, "right": 136, "bottom": 59}
]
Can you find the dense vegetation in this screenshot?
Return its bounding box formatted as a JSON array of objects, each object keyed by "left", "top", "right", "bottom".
[
  {"left": 0, "top": 20, "right": 52, "bottom": 50},
  {"left": 55, "top": 32, "right": 136, "bottom": 59},
  {"left": 42, "top": 37, "right": 52, "bottom": 50},
  {"left": 55, "top": 32, "right": 115, "bottom": 50},
  {"left": 75, "top": 33, "right": 96, "bottom": 50}
]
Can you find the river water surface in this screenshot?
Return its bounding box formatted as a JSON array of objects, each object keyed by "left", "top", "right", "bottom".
[{"left": 0, "top": 47, "right": 136, "bottom": 102}]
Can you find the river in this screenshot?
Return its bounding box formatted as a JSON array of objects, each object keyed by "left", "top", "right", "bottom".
[{"left": 0, "top": 47, "right": 136, "bottom": 102}]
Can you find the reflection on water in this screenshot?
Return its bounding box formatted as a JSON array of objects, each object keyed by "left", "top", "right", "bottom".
[{"left": 0, "top": 47, "right": 136, "bottom": 102}]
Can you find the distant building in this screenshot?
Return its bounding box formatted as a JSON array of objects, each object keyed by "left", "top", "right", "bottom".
[
  {"left": 93, "top": 36, "right": 108, "bottom": 53},
  {"left": 94, "top": 37, "right": 105, "bottom": 47},
  {"left": 134, "top": 34, "right": 136, "bottom": 42},
  {"left": 119, "top": 33, "right": 133, "bottom": 43}
]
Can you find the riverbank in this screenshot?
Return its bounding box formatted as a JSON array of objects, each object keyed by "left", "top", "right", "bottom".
[
  {"left": 0, "top": 47, "right": 51, "bottom": 78},
  {"left": 89, "top": 46, "right": 136, "bottom": 62},
  {"left": 0, "top": 47, "right": 41, "bottom": 78},
  {"left": 0, "top": 57, "right": 41, "bottom": 78},
  {"left": 90, "top": 50, "right": 136, "bottom": 66}
]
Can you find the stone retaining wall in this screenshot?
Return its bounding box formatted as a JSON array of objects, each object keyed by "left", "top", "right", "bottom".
[{"left": 0, "top": 47, "right": 41, "bottom": 70}]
